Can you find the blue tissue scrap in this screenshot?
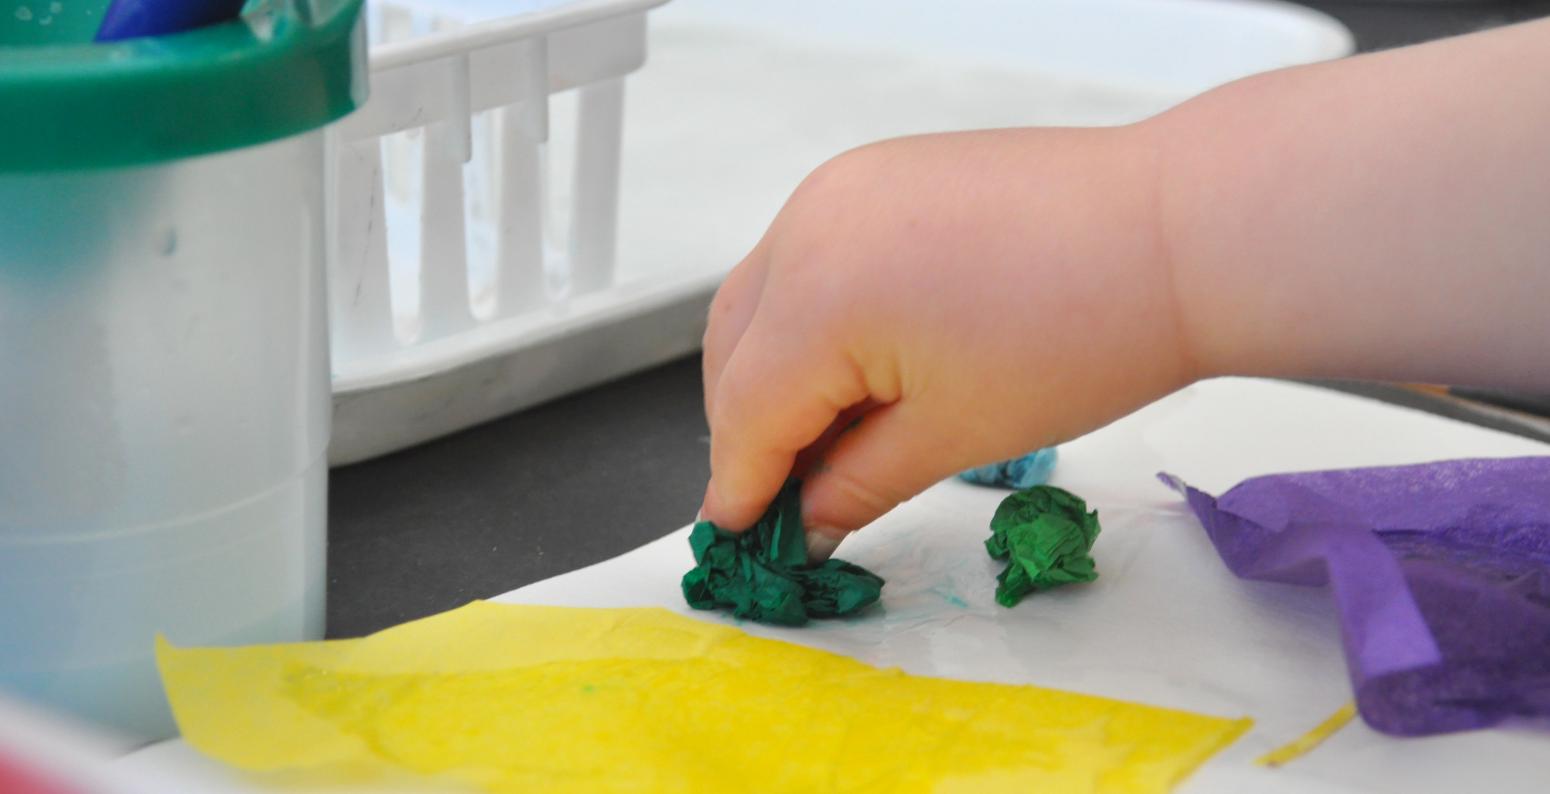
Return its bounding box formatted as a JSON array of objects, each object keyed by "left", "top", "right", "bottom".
[{"left": 958, "top": 448, "right": 1058, "bottom": 489}]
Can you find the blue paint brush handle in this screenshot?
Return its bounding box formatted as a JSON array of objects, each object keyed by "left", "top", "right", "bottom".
[{"left": 95, "top": 0, "right": 248, "bottom": 41}]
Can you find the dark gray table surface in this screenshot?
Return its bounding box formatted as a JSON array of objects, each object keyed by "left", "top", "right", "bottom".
[
  {"left": 325, "top": 1, "right": 1550, "bottom": 639},
  {"left": 1304, "top": 0, "right": 1550, "bottom": 50}
]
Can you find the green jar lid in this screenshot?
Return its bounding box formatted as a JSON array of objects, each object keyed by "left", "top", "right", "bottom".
[{"left": 0, "top": 0, "right": 366, "bottom": 172}]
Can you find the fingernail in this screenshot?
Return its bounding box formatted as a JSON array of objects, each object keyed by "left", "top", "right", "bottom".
[{"left": 805, "top": 527, "right": 843, "bottom": 563}]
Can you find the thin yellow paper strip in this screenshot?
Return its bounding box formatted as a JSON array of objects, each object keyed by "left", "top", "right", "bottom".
[
  {"left": 159, "top": 602, "right": 1249, "bottom": 793},
  {"left": 1256, "top": 702, "right": 1357, "bottom": 768}
]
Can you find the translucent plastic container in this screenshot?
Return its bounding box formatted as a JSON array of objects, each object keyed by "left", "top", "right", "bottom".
[{"left": 0, "top": 0, "right": 365, "bottom": 740}]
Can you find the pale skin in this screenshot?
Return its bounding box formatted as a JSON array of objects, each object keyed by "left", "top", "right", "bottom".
[{"left": 700, "top": 18, "right": 1550, "bottom": 558}]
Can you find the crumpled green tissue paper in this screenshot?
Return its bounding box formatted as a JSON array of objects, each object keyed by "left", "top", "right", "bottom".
[
  {"left": 986, "top": 485, "right": 1101, "bottom": 607},
  {"left": 682, "top": 479, "right": 884, "bottom": 625}
]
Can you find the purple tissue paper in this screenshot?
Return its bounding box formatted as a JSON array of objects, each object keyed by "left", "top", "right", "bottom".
[{"left": 1162, "top": 457, "right": 1550, "bottom": 736}]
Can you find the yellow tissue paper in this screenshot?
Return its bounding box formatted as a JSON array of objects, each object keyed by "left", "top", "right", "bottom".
[
  {"left": 1256, "top": 702, "right": 1357, "bottom": 768},
  {"left": 159, "top": 601, "right": 1249, "bottom": 793}
]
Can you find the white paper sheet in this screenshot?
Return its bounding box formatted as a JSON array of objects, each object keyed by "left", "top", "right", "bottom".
[
  {"left": 502, "top": 378, "right": 1550, "bottom": 793},
  {"left": 120, "top": 378, "right": 1550, "bottom": 792}
]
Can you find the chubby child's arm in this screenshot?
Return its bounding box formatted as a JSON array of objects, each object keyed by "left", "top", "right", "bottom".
[
  {"left": 1159, "top": 16, "right": 1550, "bottom": 392},
  {"left": 700, "top": 19, "right": 1550, "bottom": 554}
]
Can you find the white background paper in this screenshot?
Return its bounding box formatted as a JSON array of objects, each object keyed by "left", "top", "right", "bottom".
[
  {"left": 119, "top": 379, "right": 1550, "bottom": 791},
  {"left": 502, "top": 378, "right": 1550, "bottom": 793}
]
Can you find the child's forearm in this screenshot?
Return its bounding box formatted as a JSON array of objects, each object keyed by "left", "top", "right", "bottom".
[{"left": 1153, "top": 18, "right": 1550, "bottom": 390}]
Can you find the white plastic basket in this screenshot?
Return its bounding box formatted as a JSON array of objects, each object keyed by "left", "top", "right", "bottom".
[{"left": 327, "top": 0, "right": 699, "bottom": 464}]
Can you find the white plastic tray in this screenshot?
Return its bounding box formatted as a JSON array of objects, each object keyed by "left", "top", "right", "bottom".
[{"left": 327, "top": 0, "right": 1353, "bottom": 464}]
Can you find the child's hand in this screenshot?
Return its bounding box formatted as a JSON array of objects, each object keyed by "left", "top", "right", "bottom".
[
  {"left": 701, "top": 18, "right": 1550, "bottom": 557},
  {"left": 699, "top": 127, "right": 1193, "bottom": 557}
]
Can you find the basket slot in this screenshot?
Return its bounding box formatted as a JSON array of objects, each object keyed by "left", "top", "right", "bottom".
[
  {"left": 330, "top": 137, "right": 396, "bottom": 358},
  {"left": 419, "top": 112, "right": 476, "bottom": 340},
  {"left": 494, "top": 37, "right": 550, "bottom": 318},
  {"left": 568, "top": 77, "right": 625, "bottom": 296},
  {"left": 448, "top": 54, "right": 474, "bottom": 164}
]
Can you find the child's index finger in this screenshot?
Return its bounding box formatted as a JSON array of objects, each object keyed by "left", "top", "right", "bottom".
[{"left": 702, "top": 311, "right": 868, "bottom": 533}]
